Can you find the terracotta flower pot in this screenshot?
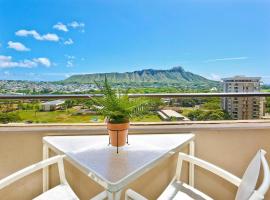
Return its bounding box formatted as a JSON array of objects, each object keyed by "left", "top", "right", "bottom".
[{"left": 107, "top": 122, "right": 129, "bottom": 147}]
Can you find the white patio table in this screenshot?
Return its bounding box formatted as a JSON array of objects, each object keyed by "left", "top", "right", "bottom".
[{"left": 42, "top": 133, "right": 195, "bottom": 200}]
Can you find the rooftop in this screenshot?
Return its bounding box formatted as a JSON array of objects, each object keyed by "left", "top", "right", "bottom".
[
  {"left": 222, "top": 76, "right": 261, "bottom": 81},
  {"left": 41, "top": 99, "right": 65, "bottom": 106}
]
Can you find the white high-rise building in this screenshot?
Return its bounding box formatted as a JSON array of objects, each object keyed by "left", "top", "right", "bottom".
[{"left": 222, "top": 76, "right": 265, "bottom": 120}]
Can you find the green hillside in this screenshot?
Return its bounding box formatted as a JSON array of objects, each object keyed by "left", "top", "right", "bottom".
[{"left": 63, "top": 66, "right": 220, "bottom": 89}]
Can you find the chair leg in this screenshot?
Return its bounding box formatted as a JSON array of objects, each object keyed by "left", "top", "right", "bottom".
[
  {"left": 43, "top": 143, "right": 49, "bottom": 192},
  {"left": 189, "top": 140, "right": 195, "bottom": 187}
]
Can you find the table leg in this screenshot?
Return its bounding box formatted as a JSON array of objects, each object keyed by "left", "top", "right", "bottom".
[
  {"left": 107, "top": 190, "right": 122, "bottom": 200},
  {"left": 107, "top": 191, "right": 113, "bottom": 200},
  {"left": 114, "top": 190, "right": 122, "bottom": 200},
  {"left": 90, "top": 191, "right": 107, "bottom": 200},
  {"left": 189, "top": 140, "right": 195, "bottom": 187},
  {"left": 43, "top": 143, "right": 49, "bottom": 192}
]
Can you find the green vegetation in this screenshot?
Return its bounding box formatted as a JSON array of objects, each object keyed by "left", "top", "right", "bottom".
[
  {"left": 16, "top": 110, "right": 104, "bottom": 123},
  {"left": 186, "top": 109, "right": 231, "bottom": 121},
  {"left": 0, "top": 93, "right": 233, "bottom": 124},
  {"left": 4, "top": 110, "right": 161, "bottom": 123},
  {"left": 180, "top": 107, "right": 195, "bottom": 116},
  {"left": 262, "top": 85, "right": 270, "bottom": 91},
  {"left": 0, "top": 112, "right": 21, "bottom": 123},
  {"left": 0, "top": 85, "right": 242, "bottom": 124},
  {"left": 179, "top": 97, "right": 231, "bottom": 121},
  {"left": 201, "top": 98, "right": 221, "bottom": 110},
  {"left": 131, "top": 114, "right": 162, "bottom": 122},
  {"left": 91, "top": 77, "right": 148, "bottom": 123}
]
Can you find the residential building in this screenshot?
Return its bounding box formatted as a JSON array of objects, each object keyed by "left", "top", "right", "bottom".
[
  {"left": 222, "top": 76, "right": 264, "bottom": 119},
  {"left": 41, "top": 100, "right": 65, "bottom": 111}
]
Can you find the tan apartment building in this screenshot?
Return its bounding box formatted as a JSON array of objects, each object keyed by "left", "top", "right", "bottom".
[{"left": 222, "top": 76, "right": 265, "bottom": 120}]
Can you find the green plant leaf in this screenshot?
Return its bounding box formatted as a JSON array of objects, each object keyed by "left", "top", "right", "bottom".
[{"left": 90, "top": 77, "right": 149, "bottom": 123}]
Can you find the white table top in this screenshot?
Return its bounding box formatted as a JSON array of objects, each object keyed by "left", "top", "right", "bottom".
[{"left": 43, "top": 133, "right": 194, "bottom": 192}]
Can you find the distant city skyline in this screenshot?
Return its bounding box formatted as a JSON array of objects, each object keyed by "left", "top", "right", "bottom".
[{"left": 0, "top": 0, "right": 270, "bottom": 83}]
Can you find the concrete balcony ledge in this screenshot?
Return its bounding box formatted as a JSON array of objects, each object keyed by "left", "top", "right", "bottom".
[{"left": 1, "top": 120, "right": 270, "bottom": 134}]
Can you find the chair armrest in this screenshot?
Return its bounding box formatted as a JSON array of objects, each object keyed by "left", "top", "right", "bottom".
[
  {"left": 0, "top": 155, "right": 65, "bottom": 190},
  {"left": 125, "top": 189, "right": 148, "bottom": 200},
  {"left": 178, "top": 153, "right": 241, "bottom": 187},
  {"left": 255, "top": 150, "right": 270, "bottom": 197}
]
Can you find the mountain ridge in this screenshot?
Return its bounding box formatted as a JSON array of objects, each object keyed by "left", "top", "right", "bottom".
[{"left": 63, "top": 66, "right": 220, "bottom": 89}]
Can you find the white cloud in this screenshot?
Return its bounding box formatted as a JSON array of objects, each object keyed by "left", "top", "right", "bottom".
[
  {"left": 7, "top": 41, "right": 30, "bottom": 51},
  {"left": 33, "top": 58, "right": 51, "bottom": 67},
  {"left": 63, "top": 38, "right": 74, "bottom": 45},
  {"left": 15, "top": 30, "right": 42, "bottom": 40},
  {"left": 68, "top": 21, "right": 85, "bottom": 32},
  {"left": 0, "top": 55, "right": 51, "bottom": 68},
  {"left": 68, "top": 21, "right": 85, "bottom": 28},
  {"left": 65, "top": 55, "right": 75, "bottom": 67},
  {"left": 0, "top": 55, "right": 36, "bottom": 68},
  {"left": 51, "top": 21, "right": 86, "bottom": 33},
  {"left": 42, "top": 33, "right": 59, "bottom": 41},
  {"left": 65, "top": 55, "right": 75, "bottom": 59},
  {"left": 209, "top": 73, "right": 221, "bottom": 81},
  {"left": 53, "top": 22, "right": 68, "bottom": 32},
  {"left": 66, "top": 60, "right": 74, "bottom": 67},
  {"left": 204, "top": 57, "right": 248, "bottom": 63},
  {"left": 15, "top": 29, "right": 59, "bottom": 42}
]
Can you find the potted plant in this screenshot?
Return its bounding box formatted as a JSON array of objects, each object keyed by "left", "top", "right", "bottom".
[{"left": 91, "top": 77, "right": 148, "bottom": 147}]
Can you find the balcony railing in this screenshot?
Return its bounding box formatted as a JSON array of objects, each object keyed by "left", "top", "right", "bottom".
[
  {"left": 0, "top": 92, "right": 270, "bottom": 100},
  {"left": 0, "top": 93, "right": 269, "bottom": 198},
  {"left": 0, "top": 92, "right": 269, "bottom": 124}
]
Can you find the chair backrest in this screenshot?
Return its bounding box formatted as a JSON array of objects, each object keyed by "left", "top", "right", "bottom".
[
  {"left": 235, "top": 150, "right": 270, "bottom": 200},
  {"left": 0, "top": 155, "right": 66, "bottom": 190}
]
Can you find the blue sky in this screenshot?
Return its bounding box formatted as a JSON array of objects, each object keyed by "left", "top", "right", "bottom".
[{"left": 0, "top": 0, "right": 270, "bottom": 83}]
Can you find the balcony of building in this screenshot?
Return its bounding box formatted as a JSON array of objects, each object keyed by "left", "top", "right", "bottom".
[{"left": 0, "top": 120, "right": 270, "bottom": 200}]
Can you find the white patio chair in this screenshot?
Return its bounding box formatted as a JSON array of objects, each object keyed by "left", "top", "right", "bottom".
[
  {"left": 0, "top": 155, "right": 79, "bottom": 200},
  {"left": 125, "top": 149, "right": 270, "bottom": 200}
]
